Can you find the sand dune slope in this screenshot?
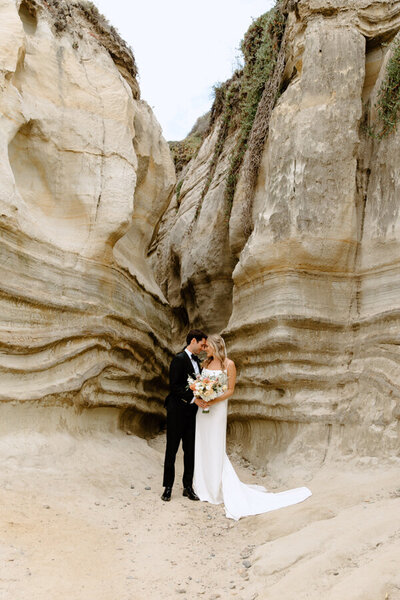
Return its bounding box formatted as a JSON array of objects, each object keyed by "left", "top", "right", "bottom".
[{"left": 0, "top": 430, "right": 399, "bottom": 600}]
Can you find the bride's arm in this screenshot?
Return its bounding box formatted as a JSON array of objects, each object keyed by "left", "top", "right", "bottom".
[{"left": 208, "top": 361, "right": 237, "bottom": 405}]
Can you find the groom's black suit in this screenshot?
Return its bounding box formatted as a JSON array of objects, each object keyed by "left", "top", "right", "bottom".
[{"left": 163, "top": 350, "right": 199, "bottom": 489}]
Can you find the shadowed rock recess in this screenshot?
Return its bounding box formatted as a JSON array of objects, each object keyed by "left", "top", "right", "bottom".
[
  {"left": 2, "top": 0, "right": 400, "bottom": 466},
  {"left": 151, "top": 0, "right": 400, "bottom": 466}
]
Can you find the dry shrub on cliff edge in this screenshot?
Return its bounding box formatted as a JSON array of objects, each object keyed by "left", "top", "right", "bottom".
[
  {"left": 169, "top": 112, "right": 212, "bottom": 176},
  {"left": 169, "top": 132, "right": 204, "bottom": 175},
  {"left": 191, "top": 72, "right": 242, "bottom": 222},
  {"left": 75, "top": 1, "right": 138, "bottom": 74},
  {"left": 239, "top": 2, "right": 291, "bottom": 235},
  {"left": 372, "top": 33, "right": 400, "bottom": 138},
  {"left": 226, "top": 0, "right": 290, "bottom": 229},
  {"left": 189, "top": 0, "right": 290, "bottom": 229},
  {"left": 29, "top": 0, "right": 139, "bottom": 98}
]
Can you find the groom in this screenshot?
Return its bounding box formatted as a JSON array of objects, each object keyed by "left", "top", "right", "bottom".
[{"left": 161, "top": 329, "right": 207, "bottom": 502}]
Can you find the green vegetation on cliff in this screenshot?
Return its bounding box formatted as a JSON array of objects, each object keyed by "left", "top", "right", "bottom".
[
  {"left": 169, "top": 133, "right": 204, "bottom": 175},
  {"left": 169, "top": 113, "right": 211, "bottom": 175},
  {"left": 373, "top": 35, "right": 400, "bottom": 138},
  {"left": 224, "top": 6, "right": 286, "bottom": 213},
  {"left": 190, "top": 0, "right": 288, "bottom": 224}
]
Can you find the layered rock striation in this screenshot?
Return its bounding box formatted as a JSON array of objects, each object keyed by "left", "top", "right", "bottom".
[
  {"left": 2, "top": 0, "right": 400, "bottom": 461},
  {"left": 0, "top": 0, "right": 175, "bottom": 431},
  {"left": 153, "top": 0, "right": 400, "bottom": 463}
]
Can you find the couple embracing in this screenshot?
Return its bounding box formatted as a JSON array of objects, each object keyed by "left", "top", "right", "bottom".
[{"left": 162, "top": 329, "right": 312, "bottom": 521}]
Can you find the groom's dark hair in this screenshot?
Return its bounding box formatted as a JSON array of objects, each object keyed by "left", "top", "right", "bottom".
[{"left": 186, "top": 329, "right": 207, "bottom": 346}]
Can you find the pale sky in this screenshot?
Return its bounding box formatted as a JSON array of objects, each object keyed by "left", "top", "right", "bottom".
[{"left": 93, "top": 0, "right": 275, "bottom": 140}]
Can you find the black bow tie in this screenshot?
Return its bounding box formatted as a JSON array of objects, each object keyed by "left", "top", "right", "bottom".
[{"left": 192, "top": 355, "right": 201, "bottom": 363}]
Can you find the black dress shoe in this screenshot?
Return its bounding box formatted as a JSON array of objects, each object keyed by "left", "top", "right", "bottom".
[
  {"left": 161, "top": 487, "right": 172, "bottom": 501},
  {"left": 183, "top": 487, "right": 200, "bottom": 501}
]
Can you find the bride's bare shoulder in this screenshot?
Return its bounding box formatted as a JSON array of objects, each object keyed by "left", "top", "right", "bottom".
[{"left": 226, "top": 358, "right": 236, "bottom": 370}]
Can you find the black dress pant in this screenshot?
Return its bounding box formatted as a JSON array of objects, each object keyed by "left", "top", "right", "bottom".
[{"left": 163, "top": 402, "right": 197, "bottom": 488}]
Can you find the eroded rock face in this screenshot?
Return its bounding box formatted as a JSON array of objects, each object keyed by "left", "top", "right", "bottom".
[
  {"left": 2, "top": 0, "right": 400, "bottom": 461},
  {"left": 150, "top": 121, "right": 238, "bottom": 336},
  {"left": 0, "top": 0, "right": 175, "bottom": 429},
  {"left": 155, "top": 0, "right": 400, "bottom": 463}
]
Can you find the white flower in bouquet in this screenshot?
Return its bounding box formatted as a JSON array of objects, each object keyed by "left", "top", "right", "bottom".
[{"left": 187, "top": 372, "right": 228, "bottom": 413}]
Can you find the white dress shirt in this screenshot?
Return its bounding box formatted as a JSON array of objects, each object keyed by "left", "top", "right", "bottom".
[{"left": 185, "top": 348, "right": 200, "bottom": 375}]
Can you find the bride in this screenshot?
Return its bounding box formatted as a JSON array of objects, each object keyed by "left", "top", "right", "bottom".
[{"left": 193, "top": 334, "right": 312, "bottom": 520}]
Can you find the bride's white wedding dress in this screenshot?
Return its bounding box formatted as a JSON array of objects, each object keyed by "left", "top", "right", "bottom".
[{"left": 193, "top": 368, "right": 312, "bottom": 520}]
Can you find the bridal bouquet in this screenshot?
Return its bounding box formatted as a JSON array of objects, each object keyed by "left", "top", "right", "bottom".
[{"left": 187, "top": 372, "right": 228, "bottom": 413}]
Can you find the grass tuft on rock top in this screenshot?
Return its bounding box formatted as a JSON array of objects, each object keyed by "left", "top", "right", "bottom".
[
  {"left": 169, "top": 112, "right": 211, "bottom": 175},
  {"left": 38, "top": 0, "right": 139, "bottom": 96},
  {"left": 169, "top": 133, "right": 204, "bottom": 174},
  {"left": 372, "top": 35, "right": 400, "bottom": 139},
  {"left": 74, "top": 0, "right": 139, "bottom": 85}
]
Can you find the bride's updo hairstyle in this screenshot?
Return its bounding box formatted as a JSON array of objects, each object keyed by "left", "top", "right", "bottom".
[{"left": 203, "top": 334, "right": 228, "bottom": 370}]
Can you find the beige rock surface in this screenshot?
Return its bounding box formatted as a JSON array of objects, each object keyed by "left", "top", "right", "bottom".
[
  {"left": 226, "top": 0, "right": 400, "bottom": 463},
  {"left": 150, "top": 118, "right": 239, "bottom": 337},
  {"left": 155, "top": 0, "right": 400, "bottom": 461},
  {"left": 0, "top": 0, "right": 175, "bottom": 420}
]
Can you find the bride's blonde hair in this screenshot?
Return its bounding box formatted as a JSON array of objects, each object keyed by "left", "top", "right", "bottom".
[{"left": 203, "top": 334, "right": 228, "bottom": 370}]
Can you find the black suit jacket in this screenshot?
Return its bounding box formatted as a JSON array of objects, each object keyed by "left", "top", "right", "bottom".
[{"left": 164, "top": 351, "right": 199, "bottom": 410}]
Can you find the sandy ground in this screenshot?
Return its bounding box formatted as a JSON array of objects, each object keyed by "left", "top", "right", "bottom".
[{"left": 1, "top": 427, "right": 400, "bottom": 600}]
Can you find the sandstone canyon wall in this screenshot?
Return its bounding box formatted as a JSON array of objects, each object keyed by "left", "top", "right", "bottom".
[
  {"left": 0, "top": 0, "right": 175, "bottom": 433},
  {"left": 2, "top": 0, "right": 400, "bottom": 468},
  {"left": 152, "top": 0, "right": 400, "bottom": 466}
]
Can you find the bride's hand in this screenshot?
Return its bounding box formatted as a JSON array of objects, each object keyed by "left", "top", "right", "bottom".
[{"left": 194, "top": 397, "right": 208, "bottom": 409}]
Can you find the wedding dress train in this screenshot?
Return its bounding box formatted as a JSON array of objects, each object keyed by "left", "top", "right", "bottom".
[{"left": 193, "top": 368, "right": 312, "bottom": 520}]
